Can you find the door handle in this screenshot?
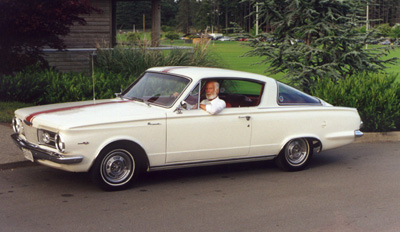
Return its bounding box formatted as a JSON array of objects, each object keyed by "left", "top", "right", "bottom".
[{"left": 238, "top": 116, "right": 251, "bottom": 121}]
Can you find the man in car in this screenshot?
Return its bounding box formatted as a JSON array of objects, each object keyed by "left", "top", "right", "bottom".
[{"left": 199, "top": 81, "right": 226, "bottom": 114}]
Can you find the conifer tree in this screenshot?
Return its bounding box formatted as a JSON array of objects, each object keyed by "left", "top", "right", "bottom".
[{"left": 246, "top": 0, "right": 397, "bottom": 91}]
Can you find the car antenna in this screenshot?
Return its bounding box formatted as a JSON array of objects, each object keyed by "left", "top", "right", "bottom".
[{"left": 91, "top": 52, "right": 96, "bottom": 104}]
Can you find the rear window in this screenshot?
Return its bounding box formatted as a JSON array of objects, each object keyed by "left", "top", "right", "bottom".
[{"left": 277, "top": 82, "right": 321, "bottom": 105}]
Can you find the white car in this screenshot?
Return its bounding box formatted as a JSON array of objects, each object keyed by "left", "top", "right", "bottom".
[
  {"left": 11, "top": 67, "right": 363, "bottom": 190},
  {"left": 218, "top": 36, "right": 232, "bottom": 41}
]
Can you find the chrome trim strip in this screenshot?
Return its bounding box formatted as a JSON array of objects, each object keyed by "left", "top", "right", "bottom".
[
  {"left": 355, "top": 130, "right": 364, "bottom": 138},
  {"left": 149, "top": 155, "right": 277, "bottom": 172},
  {"left": 11, "top": 134, "right": 83, "bottom": 164}
]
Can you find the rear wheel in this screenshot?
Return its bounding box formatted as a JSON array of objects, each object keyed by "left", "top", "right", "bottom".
[
  {"left": 90, "top": 144, "right": 145, "bottom": 191},
  {"left": 275, "top": 138, "right": 313, "bottom": 171}
]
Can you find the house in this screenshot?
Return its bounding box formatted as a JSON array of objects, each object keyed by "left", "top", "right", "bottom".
[{"left": 44, "top": 0, "right": 160, "bottom": 73}]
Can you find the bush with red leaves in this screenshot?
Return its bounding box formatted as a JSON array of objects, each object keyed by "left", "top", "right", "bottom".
[{"left": 0, "top": 0, "right": 100, "bottom": 75}]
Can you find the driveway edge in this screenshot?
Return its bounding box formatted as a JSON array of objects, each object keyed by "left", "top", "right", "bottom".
[{"left": 354, "top": 131, "right": 400, "bottom": 143}]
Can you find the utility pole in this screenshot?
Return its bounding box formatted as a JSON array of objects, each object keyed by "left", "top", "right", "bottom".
[
  {"left": 256, "top": 2, "right": 259, "bottom": 36},
  {"left": 366, "top": 4, "right": 369, "bottom": 49}
]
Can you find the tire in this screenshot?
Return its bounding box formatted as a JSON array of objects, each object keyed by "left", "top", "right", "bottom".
[
  {"left": 275, "top": 138, "right": 313, "bottom": 172},
  {"left": 90, "top": 143, "right": 145, "bottom": 191}
]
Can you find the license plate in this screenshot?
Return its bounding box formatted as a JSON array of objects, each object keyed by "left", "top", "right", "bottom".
[{"left": 22, "top": 148, "right": 34, "bottom": 162}]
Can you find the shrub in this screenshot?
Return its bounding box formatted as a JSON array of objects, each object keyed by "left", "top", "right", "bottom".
[
  {"left": 376, "top": 23, "right": 392, "bottom": 37},
  {"left": 125, "top": 32, "right": 141, "bottom": 44},
  {"left": 94, "top": 43, "right": 221, "bottom": 78},
  {"left": 165, "top": 31, "right": 180, "bottom": 41},
  {"left": 161, "top": 25, "right": 173, "bottom": 32},
  {"left": 311, "top": 72, "right": 400, "bottom": 132},
  {"left": 0, "top": 64, "right": 48, "bottom": 103},
  {"left": 0, "top": 66, "right": 133, "bottom": 104},
  {"left": 391, "top": 25, "right": 400, "bottom": 40}
]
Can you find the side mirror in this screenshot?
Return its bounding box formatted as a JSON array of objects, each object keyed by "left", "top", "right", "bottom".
[{"left": 180, "top": 101, "right": 188, "bottom": 110}]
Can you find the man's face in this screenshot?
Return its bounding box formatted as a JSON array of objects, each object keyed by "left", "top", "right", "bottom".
[{"left": 205, "top": 82, "right": 218, "bottom": 100}]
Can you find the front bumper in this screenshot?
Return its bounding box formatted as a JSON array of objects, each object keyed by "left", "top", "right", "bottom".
[{"left": 11, "top": 133, "right": 83, "bottom": 164}]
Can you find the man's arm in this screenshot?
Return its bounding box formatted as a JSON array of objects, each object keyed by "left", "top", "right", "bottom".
[{"left": 201, "top": 99, "right": 226, "bottom": 115}]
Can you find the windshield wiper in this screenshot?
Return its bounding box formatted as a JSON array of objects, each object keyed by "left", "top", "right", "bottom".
[
  {"left": 130, "top": 97, "right": 145, "bottom": 102},
  {"left": 130, "top": 96, "right": 153, "bottom": 107},
  {"left": 115, "top": 92, "right": 124, "bottom": 100}
]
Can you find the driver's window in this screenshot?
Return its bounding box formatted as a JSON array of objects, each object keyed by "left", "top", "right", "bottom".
[{"left": 183, "top": 83, "right": 200, "bottom": 110}]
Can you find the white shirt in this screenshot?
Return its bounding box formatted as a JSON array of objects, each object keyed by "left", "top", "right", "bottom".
[{"left": 200, "top": 97, "right": 226, "bottom": 115}]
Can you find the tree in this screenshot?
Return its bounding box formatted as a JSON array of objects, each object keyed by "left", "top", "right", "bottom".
[
  {"left": 175, "top": 0, "right": 195, "bottom": 34},
  {"left": 116, "top": 1, "right": 152, "bottom": 30},
  {"left": 0, "top": 0, "right": 99, "bottom": 75},
  {"left": 161, "top": 0, "right": 179, "bottom": 28},
  {"left": 245, "top": 0, "right": 397, "bottom": 91},
  {"left": 369, "top": 0, "right": 400, "bottom": 27}
]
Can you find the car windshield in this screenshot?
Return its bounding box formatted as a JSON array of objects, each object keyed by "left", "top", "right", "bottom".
[{"left": 123, "top": 72, "right": 191, "bottom": 107}]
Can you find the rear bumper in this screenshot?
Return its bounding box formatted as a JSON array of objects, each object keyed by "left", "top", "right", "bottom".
[
  {"left": 355, "top": 130, "right": 364, "bottom": 138},
  {"left": 11, "top": 133, "right": 83, "bottom": 164}
]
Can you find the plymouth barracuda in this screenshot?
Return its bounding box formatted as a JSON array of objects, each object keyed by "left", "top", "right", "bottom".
[{"left": 11, "top": 66, "right": 363, "bottom": 190}]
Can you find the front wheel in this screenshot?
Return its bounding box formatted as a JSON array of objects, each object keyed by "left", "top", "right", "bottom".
[
  {"left": 275, "top": 138, "right": 313, "bottom": 172},
  {"left": 90, "top": 145, "right": 144, "bottom": 191}
]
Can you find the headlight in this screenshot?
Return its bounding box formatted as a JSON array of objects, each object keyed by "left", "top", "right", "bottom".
[
  {"left": 38, "top": 129, "right": 56, "bottom": 146},
  {"left": 12, "top": 117, "right": 23, "bottom": 134},
  {"left": 55, "top": 134, "right": 65, "bottom": 153},
  {"left": 41, "top": 132, "right": 51, "bottom": 144}
]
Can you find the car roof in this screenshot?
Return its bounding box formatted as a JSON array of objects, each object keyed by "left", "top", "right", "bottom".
[{"left": 146, "top": 66, "right": 272, "bottom": 83}]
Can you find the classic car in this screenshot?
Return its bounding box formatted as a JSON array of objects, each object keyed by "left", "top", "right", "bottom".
[{"left": 11, "top": 66, "right": 363, "bottom": 190}]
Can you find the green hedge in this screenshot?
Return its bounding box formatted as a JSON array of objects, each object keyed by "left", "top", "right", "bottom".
[
  {"left": 94, "top": 45, "right": 220, "bottom": 78},
  {"left": 311, "top": 72, "right": 400, "bottom": 132},
  {"left": 0, "top": 66, "right": 134, "bottom": 105},
  {"left": 0, "top": 45, "right": 221, "bottom": 105}
]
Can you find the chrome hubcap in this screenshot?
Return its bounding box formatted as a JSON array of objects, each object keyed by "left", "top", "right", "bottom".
[
  {"left": 286, "top": 139, "right": 308, "bottom": 165},
  {"left": 101, "top": 150, "right": 134, "bottom": 184}
]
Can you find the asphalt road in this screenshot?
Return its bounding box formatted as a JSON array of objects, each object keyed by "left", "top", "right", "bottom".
[{"left": 1, "top": 142, "right": 400, "bottom": 232}]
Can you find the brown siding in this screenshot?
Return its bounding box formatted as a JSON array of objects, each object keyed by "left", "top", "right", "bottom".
[
  {"left": 63, "top": 0, "right": 112, "bottom": 48},
  {"left": 45, "top": 0, "right": 112, "bottom": 73},
  {"left": 44, "top": 50, "right": 95, "bottom": 73}
]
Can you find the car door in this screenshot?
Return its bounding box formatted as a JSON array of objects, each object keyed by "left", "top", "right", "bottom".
[{"left": 165, "top": 107, "right": 252, "bottom": 163}]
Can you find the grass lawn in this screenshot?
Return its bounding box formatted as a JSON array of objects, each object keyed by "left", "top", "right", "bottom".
[
  {"left": 161, "top": 39, "right": 400, "bottom": 82},
  {"left": 383, "top": 46, "right": 400, "bottom": 80},
  {"left": 0, "top": 102, "right": 33, "bottom": 124},
  {"left": 161, "top": 39, "right": 287, "bottom": 81}
]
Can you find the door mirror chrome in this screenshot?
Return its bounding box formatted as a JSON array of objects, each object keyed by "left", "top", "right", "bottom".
[{"left": 180, "top": 101, "right": 188, "bottom": 110}]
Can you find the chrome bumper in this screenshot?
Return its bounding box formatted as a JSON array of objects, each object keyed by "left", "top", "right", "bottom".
[
  {"left": 355, "top": 130, "right": 364, "bottom": 138},
  {"left": 11, "top": 133, "right": 83, "bottom": 164}
]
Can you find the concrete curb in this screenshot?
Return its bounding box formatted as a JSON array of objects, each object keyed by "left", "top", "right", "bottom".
[{"left": 354, "top": 131, "right": 400, "bottom": 143}]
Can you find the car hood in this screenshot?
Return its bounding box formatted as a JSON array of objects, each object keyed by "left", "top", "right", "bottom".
[{"left": 15, "top": 99, "right": 167, "bottom": 130}]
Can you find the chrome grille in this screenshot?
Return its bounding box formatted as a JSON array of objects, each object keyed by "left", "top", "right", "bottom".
[{"left": 22, "top": 121, "right": 38, "bottom": 145}]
